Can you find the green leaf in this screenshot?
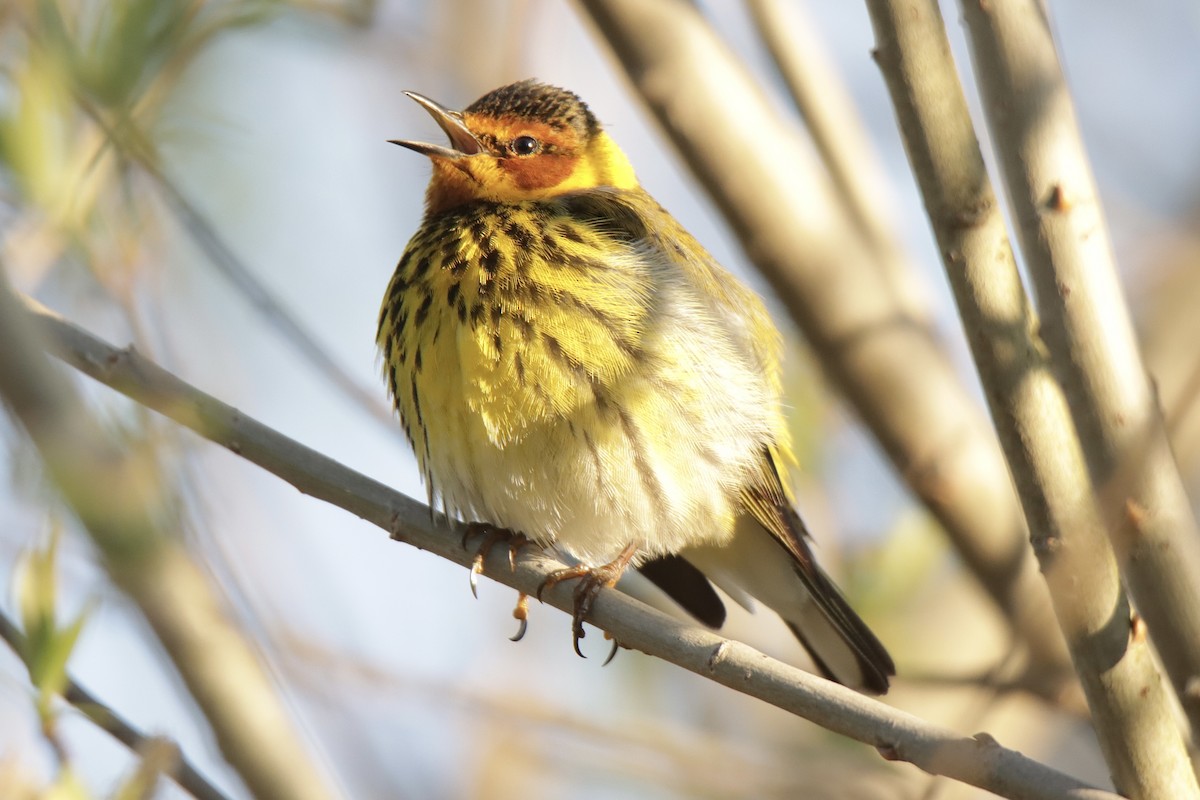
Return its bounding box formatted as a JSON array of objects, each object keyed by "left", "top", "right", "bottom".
[
  {"left": 14, "top": 527, "right": 90, "bottom": 719},
  {"left": 15, "top": 525, "right": 63, "bottom": 655},
  {"left": 0, "top": 46, "right": 73, "bottom": 209},
  {"left": 33, "top": 609, "right": 89, "bottom": 718}
]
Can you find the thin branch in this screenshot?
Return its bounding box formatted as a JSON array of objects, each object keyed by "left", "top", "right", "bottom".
[
  {"left": 0, "top": 280, "right": 335, "bottom": 800},
  {"left": 958, "top": 0, "right": 1200, "bottom": 742},
  {"left": 23, "top": 301, "right": 1123, "bottom": 800},
  {"left": 746, "top": 0, "right": 898, "bottom": 258},
  {"left": 148, "top": 165, "right": 398, "bottom": 429},
  {"left": 0, "top": 609, "right": 231, "bottom": 800},
  {"left": 573, "top": 0, "right": 1073, "bottom": 700},
  {"left": 865, "top": 1, "right": 1200, "bottom": 797},
  {"left": 72, "top": 94, "right": 402, "bottom": 437}
]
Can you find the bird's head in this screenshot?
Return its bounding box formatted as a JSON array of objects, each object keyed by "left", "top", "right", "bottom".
[{"left": 392, "top": 80, "right": 638, "bottom": 215}]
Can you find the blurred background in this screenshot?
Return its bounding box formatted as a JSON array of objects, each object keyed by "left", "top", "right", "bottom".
[{"left": 2, "top": 0, "right": 1199, "bottom": 797}]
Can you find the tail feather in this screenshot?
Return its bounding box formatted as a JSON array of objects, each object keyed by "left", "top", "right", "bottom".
[
  {"left": 638, "top": 554, "right": 726, "bottom": 628},
  {"left": 681, "top": 513, "right": 894, "bottom": 694},
  {"left": 784, "top": 560, "right": 894, "bottom": 694},
  {"left": 637, "top": 451, "right": 893, "bottom": 693}
]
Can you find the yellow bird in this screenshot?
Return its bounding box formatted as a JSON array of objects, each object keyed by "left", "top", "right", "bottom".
[{"left": 378, "top": 80, "right": 894, "bottom": 692}]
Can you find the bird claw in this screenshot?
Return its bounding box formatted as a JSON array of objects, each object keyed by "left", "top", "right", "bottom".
[
  {"left": 570, "top": 575, "right": 603, "bottom": 657},
  {"left": 462, "top": 523, "right": 533, "bottom": 599},
  {"left": 469, "top": 556, "right": 484, "bottom": 599},
  {"left": 507, "top": 533, "right": 531, "bottom": 571},
  {"left": 602, "top": 632, "right": 620, "bottom": 666},
  {"left": 536, "top": 543, "right": 639, "bottom": 660},
  {"left": 510, "top": 593, "right": 530, "bottom": 642},
  {"left": 461, "top": 524, "right": 539, "bottom": 638}
]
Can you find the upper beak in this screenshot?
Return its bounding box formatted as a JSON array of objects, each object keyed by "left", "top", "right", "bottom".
[{"left": 389, "top": 91, "right": 483, "bottom": 158}]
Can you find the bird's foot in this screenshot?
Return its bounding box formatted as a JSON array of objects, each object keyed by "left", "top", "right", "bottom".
[
  {"left": 462, "top": 523, "right": 537, "bottom": 641},
  {"left": 462, "top": 523, "right": 533, "bottom": 599},
  {"left": 536, "top": 543, "right": 639, "bottom": 659}
]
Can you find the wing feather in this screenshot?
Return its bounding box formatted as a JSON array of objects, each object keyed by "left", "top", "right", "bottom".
[{"left": 742, "top": 449, "right": 895, "bottom": 693}]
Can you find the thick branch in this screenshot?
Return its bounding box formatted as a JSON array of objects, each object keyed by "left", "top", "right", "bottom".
[
  {"left": 0, "top": 281, "right": 335, "bottom": 800},
  {"left": 865, "top": 1, "right": 1200, "bottom": 797},
  {"left": 959, "top": 0, "right": 1200, "bottom": 739},
  {"left": 20, "top": 302, "right": 1123, "bottom": 800},
  {"left": 573, "top": 0, "right": 1073, "bottom": 691}
]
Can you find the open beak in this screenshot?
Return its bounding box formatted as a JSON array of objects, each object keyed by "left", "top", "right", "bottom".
[{"left": 389, "top": 91, "right": 483, "bottom": 158}]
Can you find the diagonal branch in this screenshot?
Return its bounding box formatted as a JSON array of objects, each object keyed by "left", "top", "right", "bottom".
[
  {"left": 746, "top": 0, "right": 899, "bottom": 260},
  {"left": 865, "top": 0, "right": 1200, "bottom": 796},
  {"left": 0, "top": 278, "right": 336, "bottom": 800},
  {"left": 958, "top": 0, "right": 1200, "bottom": 740},
  {"left": 573, "top": 0, "right": 1074, "bottom": 696},
  {"left": 74, "top": 94, "right": 402, "bottom": 435},
  {"left": 0, "top": 608, "right": 232, "bottom": 800},
  {"left": 19, "top": 300, "right": 1122, "bottom": 800}
]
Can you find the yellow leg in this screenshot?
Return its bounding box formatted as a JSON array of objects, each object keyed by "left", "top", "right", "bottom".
[
  {"left": 462, "top": 523, "right": 534, "bottom": 598},
  {"left": 536, "top": 542, "right": 639, "bottom": 657}
]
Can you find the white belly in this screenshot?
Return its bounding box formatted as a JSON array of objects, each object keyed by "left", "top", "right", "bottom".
[{"left": 430, "top": 317, "right": 780, "bottom": 565}]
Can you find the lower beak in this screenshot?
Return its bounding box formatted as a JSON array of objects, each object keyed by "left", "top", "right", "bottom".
[{"left": 389, "top": 91, "right": 483, "bottom": 158}]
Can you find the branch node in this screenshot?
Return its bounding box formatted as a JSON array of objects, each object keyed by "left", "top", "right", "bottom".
[
  {"left": 972, "top": 731, "right": 1000, "bottom": 749},
  {"left": 876, "top": 743, "right": 901, "bottom": 762},
  {"left": 706, "top": 640, "right": 730, "bottom": 671},
  {"left": 1130, "top": 612, "right": 1148, "bottom": 646},
  {"left": 1046, "top": 183, "right": 1072, "bottom": 212},
  {"left": 387, "top": 511, "right": 408, "bottom": 542}
]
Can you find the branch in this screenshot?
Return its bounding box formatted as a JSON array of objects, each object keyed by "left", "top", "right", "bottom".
[
  {"left": 746, "top": 0, "right": 898, "bottom": 258},
  {"left": 572, "top": 0, "right": 1074, "bottom": 694},
  {"left": 957, "top": 0, "right": 1200, "bottom": 739},
  {"left": 75, "top": 94, "right": 402, "bottom": 436},
  {"left": 865, "top": 1, "right": 1200, "bottom": 797},
  {"left": 0, "top": 609, "right": 231, "bottom": 800},
  {"left": 0, "top": 280, "right": 335, "bottom": 800},
  {"left": 20, "top": 302, "right": 1124, "bottom": 800}
]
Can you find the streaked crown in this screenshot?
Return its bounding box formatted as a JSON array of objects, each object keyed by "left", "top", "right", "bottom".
[{"left": 464, "top": 80, "right": 600, "bottom": 139}]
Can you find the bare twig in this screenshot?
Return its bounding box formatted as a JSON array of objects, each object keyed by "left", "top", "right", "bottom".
[
  {"left": 865, "top": 1, "right": 1200, "bottom": 797},
  {"left": 148, "top": 165, "right": 398, "bottom": 429},
  {"left": 746, "top": 0, "right": 899, "bottom": 259},
  {"left": 72, "top": 94, "right": 401, "bottom": 436},
  {"left": 0, "top": 609, "right": 231, "bottom": 800},
  {"left": 22, "top": 301, "right": 1123, "bottom": 800},
  {"left": 573, "top": 0, "right": 1073, "bottom": 698},
  {"left": 0, "top": 280, "right": 335, "bottom": 800},
  {"left": 958, "top": 0, "right": 1200, "bottom": 741}
]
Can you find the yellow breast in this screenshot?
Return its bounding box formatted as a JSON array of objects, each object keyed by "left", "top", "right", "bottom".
[{"left": 377, "top": 199, "right": 654, "bottom": 483}]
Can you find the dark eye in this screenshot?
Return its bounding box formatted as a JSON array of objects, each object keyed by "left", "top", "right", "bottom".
[{"left": 511, "top": 135, "right": 540, "bottom": 156}]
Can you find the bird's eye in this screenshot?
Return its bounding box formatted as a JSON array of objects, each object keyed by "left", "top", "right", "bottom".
[{"left": 511, "top": 135, "right": 540, "bottom": 156}]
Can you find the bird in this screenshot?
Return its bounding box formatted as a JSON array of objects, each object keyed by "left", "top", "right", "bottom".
[{"left": 377, "top": 79, "right": 894, "bottom": 693}]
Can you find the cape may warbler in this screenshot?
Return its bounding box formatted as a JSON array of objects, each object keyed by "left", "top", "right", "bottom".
[{"left": 378, "top": 80, "right": 894, "bottom": 692}]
